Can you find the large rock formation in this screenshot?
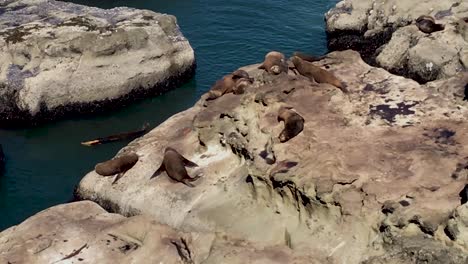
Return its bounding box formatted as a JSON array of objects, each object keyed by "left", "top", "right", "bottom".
[
  {"left": 325, "top": 0, "right": 468, "bottom": 83},
  {"left": 0, "top": 0, "right": 195, "bottom": 127},
  {"left": 0, "top": 201, "right": 324, "bottom": 263},
  {"left": 74, "top": 50, "right": 468, "bottom": 263}
]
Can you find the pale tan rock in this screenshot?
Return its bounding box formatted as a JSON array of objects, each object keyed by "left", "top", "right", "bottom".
[
  {"left": 0, "top": 201, "right": 323, "bottom": 264},
  {"left": 75, "top": 50, "right": 468, "bottom": 263}
]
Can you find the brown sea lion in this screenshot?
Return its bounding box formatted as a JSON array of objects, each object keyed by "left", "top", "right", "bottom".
[
  {"left": 293, "top": 51, "right": 326, "bottom": 62},
  {"left": 277, "top": 106, "right": 304, "bottom": 143},
  {"left": 258, "top": 51, "right": 288, "bottom": 75},
  {"left": 95, "top": 152, "right": 139, "bottom": 183},
  {"left": 151, "top": 147, "right": 199, "bottom": 187},
  {"left": 416, "top": 15, "right": 445, "bottom": 34},
  {"left": 81, "top": 123, "right": 150, "bottom": 146},
  {"left": 206, "top": 70, "right": 254, "bottom": 100},
  {"left": 290, "top": 56, "right": 348, "bottom": 93}
]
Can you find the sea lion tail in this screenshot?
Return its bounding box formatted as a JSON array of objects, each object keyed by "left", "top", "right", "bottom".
[{"left": 183, "top": 180, "right": 196, "bottom": 188}]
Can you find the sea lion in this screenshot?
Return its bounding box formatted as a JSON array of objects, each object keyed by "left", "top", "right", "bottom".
[
  {"left": 81, "top": 123, "right": 150, "bottom": 146},
  {"left": 277, "top": 106, "right": 304, "bottom": 143},
  {"left": 151, "top": 147, "right": 199, "bottom": 187},
  {"left": 206, "top": 70, "right": 254, "bottom": 100},
  {"left": 416, "top": 15, "right": 445, "bottom": 34},
  {"left": 95, "top": 152, "right": 139, "bottom": 183},
  {"left": 293, "top": 51, "right": 326, "bottom": 62},
  {"left": 290, "top": 56, "right": 348, "bottom": 93},
  {"left": 258, "top": 51, "right": 288, "bottom": 75}
]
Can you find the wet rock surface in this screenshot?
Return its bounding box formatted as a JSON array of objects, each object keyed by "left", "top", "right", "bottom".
[
  {"left": 0, "top": 0, "right": 195, "bottom": 127},
  {"left": 325, "top": 0, "right": 468, "bottom": 83},
  {"left": 71, "top": 50, "right": 468, "bottom": 263}
]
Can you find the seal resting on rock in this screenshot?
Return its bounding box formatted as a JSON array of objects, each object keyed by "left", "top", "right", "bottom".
[
  {"left": 151, "top": 147, "right": 199, "bottom": 187},
  {"left": 416, "top": 15, "right": 445, "bottom": 34},
  {"left": 95, "top": 152, "right": 139, "bottom": 183},
  {"left": 258, "top": 51, "right": 288, "bottom": 75},
  {"left": 206, "top": 70, "right": 254, "bottom": 100},
  {"left": 277, "top": 106, "right": 304, "bottom": 143},
  {"left": 290, "top": 56, "right": 348, "bottom": 93}
]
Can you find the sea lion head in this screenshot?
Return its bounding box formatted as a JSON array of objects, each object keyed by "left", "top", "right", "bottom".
[
  {"left": 415, "top": 15, "right": 444, "bottom": 33},
  {"left": 290, "top": 56, "right": 302, "bottom": 67},
  {"left": 232, "top": 70, "right": 250, "bottom": 80}
]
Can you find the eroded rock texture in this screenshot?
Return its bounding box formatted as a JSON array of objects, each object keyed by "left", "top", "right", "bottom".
[
  {"left": 0, "top": 201, "right": 326, "bottom": 264},
  {"left": 326, "top": 0, "right": 468, "bottom": 83},
  {"left": 74, "top": 50, "right": 468, "bottom": 263},
  {"left": 0, "top": 0, "right": 195, "bottom": 127}
]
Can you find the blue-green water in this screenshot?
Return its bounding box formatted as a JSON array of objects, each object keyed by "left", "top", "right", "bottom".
[{"left": 0, "top": 0, "right": 336, "bottom": 230}]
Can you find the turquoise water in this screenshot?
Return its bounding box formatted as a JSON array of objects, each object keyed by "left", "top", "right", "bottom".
[{"left": 0, "top": 0, "right": 336, "bottom": 230}]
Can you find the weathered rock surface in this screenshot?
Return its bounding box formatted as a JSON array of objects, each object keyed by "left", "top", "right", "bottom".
[
  {"left": 0, "top": 201, "right": 325, "bottom": 263},
  {"left": 75, "top": 50, "right": 468, "bottom": 263},
  {"left": 326, "top": 0, "right": 468, "bottom": 83},
  {"left": 0, "top": 0, "right": 195, "bottom": 127}
]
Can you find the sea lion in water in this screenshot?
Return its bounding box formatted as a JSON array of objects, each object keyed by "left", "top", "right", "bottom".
[
  {"left": 151, "top": 147, "right": 199, "bottom": 187},
  {"left": 95, "top": 152, "right": 139, "bottom": 183},
  {"left": 206, "top": 70, "right": 254, "bottom": 100},
  {"left": 258, "top": 51, "right": 288, "bottom": 75},
  {"left": 290, "top": 56, "right": 348, "bottom": 93},
  {"left": 277, "top": 106, "right": 304, "bottom": 143},
  {"left": 416, "top": 15, "right": 444, "bottom": 34},
  {"left": 81, "top": 123, "right": 150, "bottom": 146},
  {"left": 293, "top": 51, "right": 326, "bottom": 62}
]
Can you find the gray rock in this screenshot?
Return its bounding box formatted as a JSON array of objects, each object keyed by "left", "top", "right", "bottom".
[
  {"left": 0, "top": 0, "right": 195, "bottom": 127},
  {"left": 75, "top": 50, "right": 468, "bottom": 263},
  {"left": 326, "top": 0, "right": 468, "bottom": 83}
]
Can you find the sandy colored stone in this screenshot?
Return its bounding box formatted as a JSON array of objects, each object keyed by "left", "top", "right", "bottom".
[
  {"left": 75, "top": 50, "right": 468, "bottom": 263},
  {"left": 0, "top": 201, "right": 324, "bottom": 264}
]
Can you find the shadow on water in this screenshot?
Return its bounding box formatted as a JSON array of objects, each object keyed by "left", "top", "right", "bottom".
[{"left": 0, "top": 0, "right": 337, "bottom": 230}]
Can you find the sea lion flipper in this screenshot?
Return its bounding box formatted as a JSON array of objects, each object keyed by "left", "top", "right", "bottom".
[
  {"left": 258, "top": 64, "right": 265, "bottom": 70},
  {"left": 151, "top": 163, "right": 165, "bottom": 179},
  {"left": 182, "top": 179, "right": 196, "bottom": 188},
  {"left": 182, "top": 157, "right": 198, "bottom": 168},
  {"left": 112, "top": 173, "right": 124, "bottom": 185}
]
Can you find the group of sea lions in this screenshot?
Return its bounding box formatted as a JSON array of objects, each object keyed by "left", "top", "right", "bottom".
[
  {"left": 94, "top": 147, "right": 200, "bottom": 187},
  {"left": 92, "top": 50, "right": 342, "bottom": 187}
]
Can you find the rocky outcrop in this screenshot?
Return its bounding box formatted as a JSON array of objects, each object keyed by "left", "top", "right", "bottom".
[
  {"left": 325, "top": 0, "right": 468, "bottom": 83},
  {"left": 0, "top": 0, "right": 195, "bottom": 127},
  {"left": 74, "top": 50, "right": 468, "bottom": 263},
  {"left": 0, "top": 201, "right": 325, "bottom": 263}
]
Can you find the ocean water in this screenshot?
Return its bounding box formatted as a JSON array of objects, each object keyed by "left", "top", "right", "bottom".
[{"left": 0, "top": 0, "right": 337, "bottom": 230}]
